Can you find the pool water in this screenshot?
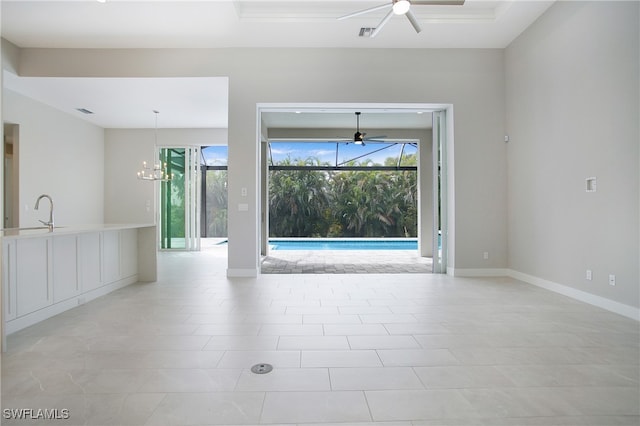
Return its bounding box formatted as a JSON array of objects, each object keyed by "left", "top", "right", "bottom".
[{"left": 269, "top": 239, "right": 418, "bottom": 251}]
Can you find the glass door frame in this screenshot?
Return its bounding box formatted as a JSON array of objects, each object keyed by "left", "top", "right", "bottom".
[
  {"left": 158, "top": 146, "right": 201, "bottom": 251},
  {"left": 432, "top": 110, "right": 447, "bottom": 273}
]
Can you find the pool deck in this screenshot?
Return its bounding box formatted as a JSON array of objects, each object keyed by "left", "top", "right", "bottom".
[
  {"left": 200, "top": 238, "right": 433, "bottom": 274},
  {"left": 261, "top": 249, "right": 433, "bottom": 274}
]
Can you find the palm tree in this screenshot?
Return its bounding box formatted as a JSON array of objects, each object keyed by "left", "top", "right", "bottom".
[
  {"left": 268, "top": 155, "right": 418, "bottom": 238},
  {"left": 269, "top": 157, "right": 331, "bottom": 237},
  {"left": 205, "top": 170, "right": 228, "bottom": 237}
]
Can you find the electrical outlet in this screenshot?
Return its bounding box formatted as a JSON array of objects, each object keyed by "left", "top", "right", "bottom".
[
  {"left": 586, "top": 270, "right": 592, "bottom": 281},
  {"left": 608, "top": 274, "right": 616, "bottom": 286},
  {"left": 483, "top": 252, "right": 489, "bottom": 260}
]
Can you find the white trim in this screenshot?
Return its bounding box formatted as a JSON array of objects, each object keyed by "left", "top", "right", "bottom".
[
  {"left": 449, "top": 268, "right": 509, "bottom": 277},
  {"left": 446, "top": 267, "right": 639, "bottom": 321},
  {"left": 508, "top": 270, "right": 640, "bottom": 321},
  {"left": 227, "top": 268, "right": 259, "bottom": 278},
  {"left": 5, "top": 274, "right": 138, "bottom": 335}
]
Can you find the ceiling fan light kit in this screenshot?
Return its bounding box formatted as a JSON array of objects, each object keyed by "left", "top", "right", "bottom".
[
  {"left": 393, "top": 0, "right": 411, "bottom": 15},
  {"left": 339, "top": 0, "right": 465, "bottom": 38}
]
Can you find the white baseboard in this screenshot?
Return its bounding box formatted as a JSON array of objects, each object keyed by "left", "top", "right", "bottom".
[
  {"left": 445, "top": 267, "right": 639, "bottom": 321},
  {"left": 449, "top": 268, "right": 509, "bottom": 277},
  {"left": 5, "top": 275, "right": 139, "bottom": 335},
  {"left": 508, "top": 269, "right": 640, "bottom": 321},
  {"left": 227, "top": 268, "right": 259, "bottom": 278}
]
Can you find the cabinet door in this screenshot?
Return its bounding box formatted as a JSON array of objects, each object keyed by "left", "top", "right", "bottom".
[
  {"left": 16, "top": 238, "right": 52, "bottom": 316},
  {"left": 120, "top": 229, "right": 138, "bottom": 279},
  {"left": 53, "top": 235, "right": 79, "bottom": 303},
  {"left": 79, "top": 232, "right": 102, "bottom": 292},
  {"left": 3, "top": 240, "right": 17, "bottom": 321},
  {"left": 103, "top": 231, "right": 120, "bottom": 284}
]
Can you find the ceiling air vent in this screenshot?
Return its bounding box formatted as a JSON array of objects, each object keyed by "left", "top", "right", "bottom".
[
  {"left": 359, "top": 27, "right": 375, "bottom": 37},
  {"left": 76, "top": 108, "right": 94, "bottom": 114}
]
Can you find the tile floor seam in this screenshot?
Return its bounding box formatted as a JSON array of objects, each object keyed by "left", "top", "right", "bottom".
[
  {"left": 362, "top": 389, "right": 376, "bottom": 423},
  {"left": 257, "top": 388, "right": 268, "bottom": 424}
]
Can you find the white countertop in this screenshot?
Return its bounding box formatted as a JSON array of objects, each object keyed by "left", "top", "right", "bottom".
[{"left": 1, "top": 223, "right": 155, "bottom": 239}]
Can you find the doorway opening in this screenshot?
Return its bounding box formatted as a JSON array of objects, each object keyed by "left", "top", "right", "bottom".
[
  {"left": 3, "top": 123, "right": 19, "bottom": 229},
  {"left": 257, "top": 103, "right": 452, "bottom": 274}
]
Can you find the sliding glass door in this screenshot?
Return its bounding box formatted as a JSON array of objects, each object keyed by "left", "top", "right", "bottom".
[{"left": 159, "top": 147, "right": 201, "bottom": 250}]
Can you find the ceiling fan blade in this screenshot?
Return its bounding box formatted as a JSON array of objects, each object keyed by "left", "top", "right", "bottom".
[
  {"left": 406, "top": 9, "right": 422, "bottom": 33},
  {"left": 371, "top": 8, "right": 395, "bottom": 37},
  {"left": 338, "top": 3, "right": 391, "bottom": 20},
  {"left": 410, "top": 0, "right": 465, "bottom": 5},
  {"left": 364, "top": 135, "right": 387, "bottom": 140}
]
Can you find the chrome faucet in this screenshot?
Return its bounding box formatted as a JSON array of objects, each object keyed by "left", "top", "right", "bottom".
[{"left": 34, "top": 194, "right": 54, "bottom": 231}]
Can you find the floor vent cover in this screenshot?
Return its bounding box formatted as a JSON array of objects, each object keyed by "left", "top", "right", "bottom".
[{"left": 251, "top": 363, "right": 273, "bottom": 374}]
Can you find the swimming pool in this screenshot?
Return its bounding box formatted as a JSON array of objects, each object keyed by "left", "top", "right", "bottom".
[{"left": 269, "top": 238, "right": 418, "bottom": 251}]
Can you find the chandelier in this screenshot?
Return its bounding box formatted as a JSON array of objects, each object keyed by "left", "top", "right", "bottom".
[
  {"left": 137, "top": 161, "right": 172, "bottom": 181},
  {"left": 137, "top": 110, "right": 173, "bottom": 182}
]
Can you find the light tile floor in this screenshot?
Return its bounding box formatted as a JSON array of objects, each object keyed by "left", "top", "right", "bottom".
[{"left": 1, "top": 246, "right": 639, "bottom": 425}]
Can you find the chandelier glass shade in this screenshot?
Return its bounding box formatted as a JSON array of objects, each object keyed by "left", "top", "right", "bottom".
[{"left": 137, "top": 110, "right": 173, "bottom": 182}]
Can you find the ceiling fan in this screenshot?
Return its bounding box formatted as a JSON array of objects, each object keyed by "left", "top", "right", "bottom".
[
  {"left": 340, "top": 112, "right": 387, "bottom": 146},
  {"left": 338, "top": 0, "right": 465, "bottom": 38}
]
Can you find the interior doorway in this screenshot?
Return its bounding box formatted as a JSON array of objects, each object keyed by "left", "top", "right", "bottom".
[
  {"left": 257, "top": 103, "right": 452, "bottom": 274},
  {"left": 3, "top": 123, "right": 19, "bottom": 229}
]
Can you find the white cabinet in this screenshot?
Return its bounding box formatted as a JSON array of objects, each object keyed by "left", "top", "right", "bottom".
[
  {"left": 2, "top": 240, "right": 17, "bottom": 321},
  {"left": 79, "top": 232, "right": 102, "bottom": 292},
  {"left": 16, "top": 237, "right": 52, "bottom": 317},
  {"left": 52, "top": 235, "right": 79, "bottom": 303},
  {"left": 120, "top": 228, "right": 138, "bottom": 279},
  {"left": 2, "top": 225, "right": 154, "bottom": 338},
  {"left": 103, "top": 230, "right": 120, "bottom": 284}
]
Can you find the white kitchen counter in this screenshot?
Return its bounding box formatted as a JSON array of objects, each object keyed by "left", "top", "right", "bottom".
[
  {"left": 1, "top": 224, "right": 157, "bottom": 345},
  {"left": 1, "top": 223, "right": 153, "bottom": 238}
]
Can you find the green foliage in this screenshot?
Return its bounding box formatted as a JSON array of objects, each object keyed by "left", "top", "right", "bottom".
[
  {"left": 205, "top": 170, "right": 228, "bottom": 237},
  {"left": 268, "top": 156, "right": 417, "bottom": 238},
  {"left": 269, "top": 157, "right": 331, "bottom": 237},
  {"left": 201, "top": 154, "right": 418, "bottom": 239}
]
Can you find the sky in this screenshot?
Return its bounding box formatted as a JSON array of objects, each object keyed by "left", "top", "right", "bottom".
[{"left": 201, "top": 142, "right": 417, "bottom": 167}]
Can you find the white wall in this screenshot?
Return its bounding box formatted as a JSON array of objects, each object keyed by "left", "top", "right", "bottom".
[
  {"left": 104, "top": 129, "right": 156, "bottom": 225},
  {"left": 11, "top": 47, "right": 507, "bottom": 277},
  {"left": 221, "top": 49, "right": 506, "bottom": 276},
  {"left": 3, "top": 89, "right": 104, "bottom": 227},
  {"left": 505, "top": 1, "right": 639, "bottom": 309},
  {"left": 104, "top": 128, "right": 227, "bottom": 224}
]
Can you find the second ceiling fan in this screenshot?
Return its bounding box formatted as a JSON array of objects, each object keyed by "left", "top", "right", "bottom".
[
  {"left": 341, "top": 112, "right": 387, "bottom": 146},
  {"left": 338, "top": 0, "right": 465, "bottom": 38}
]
